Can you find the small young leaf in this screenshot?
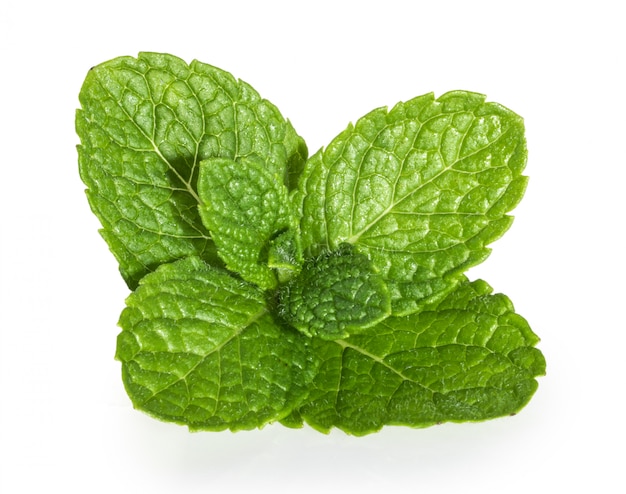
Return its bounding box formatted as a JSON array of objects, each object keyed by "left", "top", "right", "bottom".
[
  {"left": 77, "top": 52, "right": 306, "bottom": 288},
  {"left": 288, "top": 279, "right": 545, "bottom": 435},
  {"left": 267, "top": 230, "right": 302, "bottom": 275},
  {"left": 296, "top": 91, "right": 528, "bottom": 315},
  {"left": 279, "top": 245, "right": 391, "bottom": 340},
  {"left": 116, "top": 257, "right": 315, "bottom": 431},
  {"left": 197, "top": 157, "right": 301, "bottom": 290}
]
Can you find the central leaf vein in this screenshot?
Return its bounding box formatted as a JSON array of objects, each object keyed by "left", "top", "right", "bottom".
[
  {"left": 140, "top": 306, "right": 268, "bottom": 406},
  {"left": 346, "top": 128, "right": 511, "bottom": 244}
]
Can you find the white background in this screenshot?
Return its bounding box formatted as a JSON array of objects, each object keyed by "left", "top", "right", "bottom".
[{"left": 1, "top": 0, "right": 624, "bottom": 492}]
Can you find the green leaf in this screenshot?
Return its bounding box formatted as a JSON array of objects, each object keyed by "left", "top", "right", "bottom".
[
  {"left": 116, "top": 256, "right": 315, "bottom": 431},
  {"left": 279, "top": 244, "right": 391, "bottom": 340},
  {"left": 296, "top": 91, "right": 528, "bottom": 315},
  {"left": 288, "top": 279, "right": 545, "bottom": 435},
  {"left": 77, "top": 52, "right": 306, "bottom": 288},
  {"left": 197, "top": 157, "right": 301, "bottom": 290},
  {"left": 267, "top": 230, "right": 302, "bottom": 276},
  {"left": 78, "top": 55, "right": 543, "bottom": 435}
]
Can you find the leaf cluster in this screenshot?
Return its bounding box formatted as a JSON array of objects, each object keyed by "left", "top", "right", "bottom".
[{"left": 77, "top": 53, "right": 545, "bottom": 435}]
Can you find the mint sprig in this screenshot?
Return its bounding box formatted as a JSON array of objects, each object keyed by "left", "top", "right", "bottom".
[{"left": 77, "top": 52, "right": 545, "bottom": 435}]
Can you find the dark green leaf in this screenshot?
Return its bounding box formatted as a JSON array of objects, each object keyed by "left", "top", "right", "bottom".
[
  {"left": 279, "top": 245, "right": 391, "bottom": 339},
  {"left": 290, "top": 279, "right": 545, "bottom": 435}
]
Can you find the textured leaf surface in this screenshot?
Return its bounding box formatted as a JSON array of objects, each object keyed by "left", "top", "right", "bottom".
[
  {"left": 78, "top": 55, "right": 544, "bottom": 435},
  {"left": 77, "top": 52, "right": 306, "bottom": 288},
  {"left": 197, "top": 157, "right": 301, "bottom": 290},
  {"left": 286, "top": 279, "right": 545, "bottom": 435},
  {"left": 116, "top": 257, "right": 315, "bottom": 431},
  {"left": 280, "top": 244, "right": 390, "bottom": 339},
  {"left": 296, "top": 91, "right": 528, "bottom": 315}
]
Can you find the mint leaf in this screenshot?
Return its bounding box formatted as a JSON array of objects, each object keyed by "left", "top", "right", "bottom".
[
  {"left": 197, "top": 157, "right": 301, "bottom": 290},
  {"left": 78, "top": 54, "right": 544, "bottom": 435},
  {"left": 77, "top": 52, "right": 306, "bottom": 288},
  {"left": 116, "top": 257, "right": 315, "bottom": 431},
  {"left": 296, "top": 91, "right": 527, "bottom": 315},
  {"left": 279, "top": 244, "right": 391, "bottom": 339},
  {"left": 287, "top": 279, "right": 545, "bottom": 435},
  {"left": 267, "top": 229, "right": 302, "bottom": 275}
]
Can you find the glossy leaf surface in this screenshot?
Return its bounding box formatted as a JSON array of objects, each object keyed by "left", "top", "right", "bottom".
[
  {"left": 116, "top": 257, "right": 314, "bottom": 431},
  {"left": 297, "top": 91, "right": 527, "bottom": 314},
  {"left": 77, "top": 52, "right": 305, "bottom": 288}
]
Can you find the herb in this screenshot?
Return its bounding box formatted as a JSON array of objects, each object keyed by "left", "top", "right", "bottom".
[{"left": 77, "top": 52, "right": 545, "bottom": 435}]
